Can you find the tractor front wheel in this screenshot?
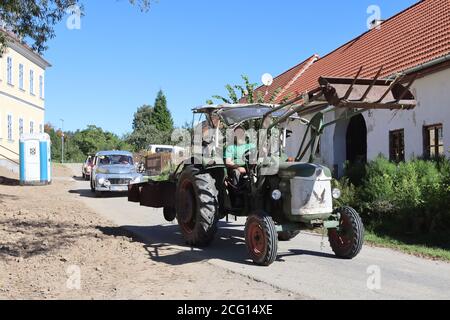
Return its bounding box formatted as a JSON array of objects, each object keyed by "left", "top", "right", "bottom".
[
  {"left": 245, "top": 212, "right": 278, "bottom": 266},
  {"left": 328, "top": 206, "right": 364, "bottom": 259}
]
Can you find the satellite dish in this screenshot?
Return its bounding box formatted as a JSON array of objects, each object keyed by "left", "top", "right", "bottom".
[{"left": 261, "top": 73, "right": 274, "bottom": 87}]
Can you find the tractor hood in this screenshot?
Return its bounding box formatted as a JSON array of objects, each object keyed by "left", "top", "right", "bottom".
[{"left": 277, "top": 163, "right": 332, "bottom": 180}]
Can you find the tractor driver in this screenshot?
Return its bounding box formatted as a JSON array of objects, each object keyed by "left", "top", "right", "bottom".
[{"left": 225, "top": 126, "right": 256, "bottom": 186}]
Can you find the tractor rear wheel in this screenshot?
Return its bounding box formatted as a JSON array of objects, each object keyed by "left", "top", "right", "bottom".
[
  {"left": 328, "top": 206, "right": 364, "bottom": 259},
  {"left": 278, "top": 230, "right": 300, "bottom": 241},
  {"left": 245, "top": 212, "right": 278, "bottom": 266},
  {"left": 176, "top": 166, "right": 219, "bottom": 247}
]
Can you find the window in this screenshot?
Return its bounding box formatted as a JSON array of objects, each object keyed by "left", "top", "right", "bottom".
[
  {"left": 39, "top": 75, "right": 44, "bottom": 98},
  {"left": 19, "top": 64, "right": 24, "bottom": 90},
  {"left": 19, "top": 118, "right": 24, "bottom": 136},
  {"left": 7, "top": 57, "right": 12, "bottom": 85},
  {"left": 30, "top": 70, "right": 34, "bottom": 94},
  {"left": 389, "top": 129, "right": 405, "bottom": 162},
  {"left": 424, "top": 124, "right": 444, "bottom": 158},
  {"left": 30, "top": 121, "right": 34, "bottom": 134},
  {"left": 7, "top": 114, "right": 13, "bottom": 141}
]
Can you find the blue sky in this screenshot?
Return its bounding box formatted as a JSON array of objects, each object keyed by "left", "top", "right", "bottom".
[{"left": 44, "top": 0, "right": 417, "bottom": 136}]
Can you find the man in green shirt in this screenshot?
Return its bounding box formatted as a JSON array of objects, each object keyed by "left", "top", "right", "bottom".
[{"left": 225, "top": 127, "right": 256, "bottom": 185}]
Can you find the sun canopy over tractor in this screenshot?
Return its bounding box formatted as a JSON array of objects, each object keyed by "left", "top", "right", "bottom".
[{"left": 193, "top": 104, "right": 300, "bottom": 126}]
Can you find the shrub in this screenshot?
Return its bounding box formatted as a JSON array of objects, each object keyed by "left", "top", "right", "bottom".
[
  {"left": 345, "top": 156, "right": 450, "bottom": 239},
  {"left": 332, "top": 178, "right": 358, "bottom": 209}
]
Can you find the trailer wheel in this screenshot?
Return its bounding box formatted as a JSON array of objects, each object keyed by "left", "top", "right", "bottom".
[
  {"left": 328, "top": 206, "right": 364, "bottom": 259},
  {"left": 278, "top": 230, "right": 300, "bottom": 241},
  {"left": 176, "top": 166, "right": 219, "bottom": 247},
  {"left": 245, "top": 212, "right": 278, "bottom": 266}
]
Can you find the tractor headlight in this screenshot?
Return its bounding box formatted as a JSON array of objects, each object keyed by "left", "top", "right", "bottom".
[
  {"left": 332, "top": 188, "right": 341, "bottom": 199},
  {"left": 271, "top": 189, "right": 282, "bottom": 201}
]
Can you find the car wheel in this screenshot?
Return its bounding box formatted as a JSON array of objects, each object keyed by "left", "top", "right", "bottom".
[{"left": 90, "top": 178, "right": 95, "bottom": 193}]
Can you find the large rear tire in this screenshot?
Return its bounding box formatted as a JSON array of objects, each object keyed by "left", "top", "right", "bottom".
[
  {"left": 176, "top": 166, "right": 219, "bottom": 247},
  {"left": 328, "top": 206, "right": 364, "bottom": 259},
  {"left": 245, "top": 212, "right": 278, "bottom": 266}
]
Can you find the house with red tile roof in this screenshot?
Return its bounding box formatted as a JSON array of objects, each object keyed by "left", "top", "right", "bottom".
[{"left": 252, "top": 0, "right": 450, "bottom": 176}]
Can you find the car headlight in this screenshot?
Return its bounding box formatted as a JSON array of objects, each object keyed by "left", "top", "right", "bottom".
[
  {"left": 98, "top": 177, "right": 106, "bottom": 185},
  {"left": 271, "top": 189, "right": 282, "bottom": 201},
  {"left": 332, "top": 188, "right": 341, "bottom": 199}
]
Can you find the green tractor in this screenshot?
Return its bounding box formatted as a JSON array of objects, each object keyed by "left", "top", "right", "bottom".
[{"left": 129, "top": 69, "right": 416, "bottom": 266}]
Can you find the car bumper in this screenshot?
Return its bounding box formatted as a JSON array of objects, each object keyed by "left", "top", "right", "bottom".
[
  {"left": 96, "top": 184, "right": 129, "bottom": 192},
  {"left": 95, "top": 173, "right": 142, "bottom": 192}
]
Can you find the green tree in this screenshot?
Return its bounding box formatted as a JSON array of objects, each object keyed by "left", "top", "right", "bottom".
[
  {"left": 45, "top": 123, "right": 131, "bottom": 162},
  {"left": 127, "top": 91, "right": 175, "bottom": 150},
  {"left": 209, "top": 75, "right": 281, "bottom": 105},
  {"left": 0, "top": 0, "right": 152, "bottom": 54},
  {"left": 132, "top": 104, "right": 153, "bottom": 131},
  {"left": 45, "top": 123, "right": 62, "bottom": 162},
  {"left": 150, "top": 90, "right": 174, "bottom": 132},
  {"left": 72, "top": 125, "right": 131, "bottom": 155}
]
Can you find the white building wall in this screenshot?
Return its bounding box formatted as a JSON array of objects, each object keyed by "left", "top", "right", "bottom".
[
  {"left": 366, "top": 67, "right": 450, "bottom": 161},
  {"left": 286, "top": 67, "right": 450, "bottom": 176}
]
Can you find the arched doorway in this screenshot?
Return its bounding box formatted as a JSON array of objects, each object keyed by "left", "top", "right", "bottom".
[{"left": 346, "top": 114, "right": 367, "bottom": 164}]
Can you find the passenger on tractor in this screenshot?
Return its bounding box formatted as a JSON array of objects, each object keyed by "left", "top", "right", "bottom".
[{"left": 225, "top": 126, "right": 256, "bottom": 187}]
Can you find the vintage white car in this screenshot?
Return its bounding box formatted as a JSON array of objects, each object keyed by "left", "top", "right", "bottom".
[{"left": 90, "top": 151, "right": 142, "bottom": 196}]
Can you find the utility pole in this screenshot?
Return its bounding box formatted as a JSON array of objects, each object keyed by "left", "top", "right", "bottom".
[{"left": 60, "top": 119, "right": 65, "bottom": 164}]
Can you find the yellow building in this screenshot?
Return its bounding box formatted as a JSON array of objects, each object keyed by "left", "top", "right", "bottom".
[{"left": 0, "top": 31, "right": 51, "bottom": 168}]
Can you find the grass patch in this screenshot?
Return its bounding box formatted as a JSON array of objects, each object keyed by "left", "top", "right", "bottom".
[{"left": 365, "top": 231, "right": 450, "bottom": 262}]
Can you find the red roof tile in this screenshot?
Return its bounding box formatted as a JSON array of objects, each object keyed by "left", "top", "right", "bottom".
[{"left": 255, "top": 0, "right": 450, "bottom": 103}]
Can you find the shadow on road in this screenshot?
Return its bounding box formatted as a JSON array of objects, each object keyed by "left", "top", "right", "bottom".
[
  {"left": 0, "top": 176, "right": 20, "bottom": 186},
  {"left": 278, "top": 249, "right": 337, "bottom": 260},
  {"left": 97, "top": 221, "right": 337, "bottom": 266},
  {"left": 72, "top": 175, "right": 89, "bottom": 182},
  {"left": 0, "top": 218, "right": 96, "bottom": 259},
  {"left": 69, "top": 188, "right": 128, "bottom": 199},
  {"left": 98, "top": 222, "right": 255, "bottom": 266}
]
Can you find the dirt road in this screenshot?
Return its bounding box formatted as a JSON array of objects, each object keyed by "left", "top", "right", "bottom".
[
  {"left": 0, "top": 164, "right": 302, "bottom": 299},
  {"left": 65, "top": 164, "right": 450, "bottom": 300}
]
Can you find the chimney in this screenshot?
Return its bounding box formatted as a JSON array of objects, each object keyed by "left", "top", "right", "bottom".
[{"left": 369, "top": 19, "right": 384, "bottom": 30}]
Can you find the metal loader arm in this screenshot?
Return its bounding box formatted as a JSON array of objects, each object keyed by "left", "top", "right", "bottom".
[{"left": 261, "top": 66, "right": 417, "bottom": 163}]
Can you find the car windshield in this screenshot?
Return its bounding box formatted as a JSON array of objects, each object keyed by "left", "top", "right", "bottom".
[
  {"left": 98, "top": 155, "right": 133, "bottom": 166},
  {"left": 155, "top": 147, "right": 173, "bottom": 153}
]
